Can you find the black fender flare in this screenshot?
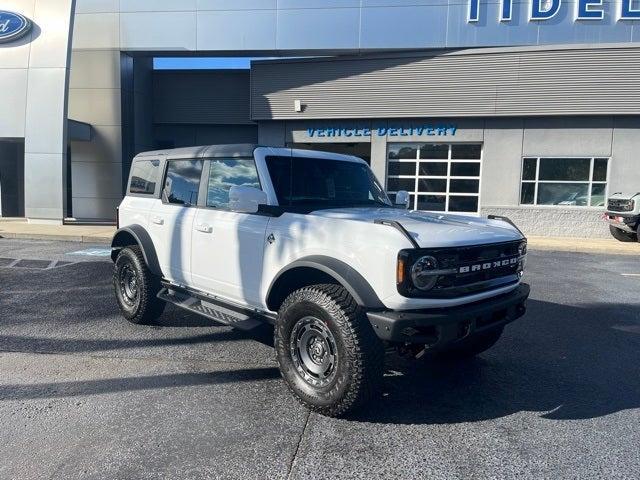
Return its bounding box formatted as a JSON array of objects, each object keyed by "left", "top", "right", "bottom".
[
  {"left": 266, "top": 255, "right": 385, "bottom": 310},
  {"left": 110, "top": 225, "right": 162, "bottom": 276}
]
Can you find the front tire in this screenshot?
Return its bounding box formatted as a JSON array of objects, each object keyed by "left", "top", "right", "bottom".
[
  {"left": 275, "top": 284, "right": 384, "bottom": 417},
  {"left": 436, "top": 326, "right": 504, "bottom": 360},
  {"left": 113, "top": 246, "right": 165, "bottom": 324},
  {"left": 609, "top": 225, "right": 637, "bottom": 242}
]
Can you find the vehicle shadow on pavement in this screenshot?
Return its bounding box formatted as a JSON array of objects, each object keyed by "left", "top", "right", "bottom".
[
  {"left": 0, "top": 368, "right": 281, "bottom": 402},
  {"left": 4, "top": 262, "right": 640, "bottom": 424},
  {"left": 350, "top": 299, "right": 640, "bottom": 425}
]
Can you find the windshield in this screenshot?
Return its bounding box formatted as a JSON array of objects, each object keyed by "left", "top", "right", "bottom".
[{"left": 266, "top": 155, "right": 392, "bottom": 209}]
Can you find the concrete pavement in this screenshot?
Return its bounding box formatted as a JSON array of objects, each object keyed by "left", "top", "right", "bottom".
[{"left": 1, "top": 239, "right": 640, "bottom": 479}]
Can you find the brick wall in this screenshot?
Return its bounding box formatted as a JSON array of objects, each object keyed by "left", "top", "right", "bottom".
[{"left": 481, "top": 206, "right": 610, "bottom": 238}]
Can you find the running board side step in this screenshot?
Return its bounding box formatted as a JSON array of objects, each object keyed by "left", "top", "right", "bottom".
[{"left": 157, "top": 285, "right": 275, "bottom": 331}]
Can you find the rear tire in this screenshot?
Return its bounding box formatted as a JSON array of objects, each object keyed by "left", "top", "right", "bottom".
[
  {"left": 275, "top": 284, "right": 384, "bottom": 417},
  {"left": 437, "top": 326, "right": 504, "bottom": 360},
  {"left": 113, "top": 246, "right": 165, "bottom": 324},
  {"left": 609, "top": 225, "right": 637, "bottom": 242}
]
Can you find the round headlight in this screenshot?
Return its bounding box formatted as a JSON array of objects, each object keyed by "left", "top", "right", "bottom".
[
  {"left": 411, "top": 255, "right": 439, "bottom": 291},
  {"left": 518, "top": 241, "right": 527, "bottom": 257}
]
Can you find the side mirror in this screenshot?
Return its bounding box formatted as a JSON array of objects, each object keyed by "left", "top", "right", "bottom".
[
  {"left": 395, "top": 190, "right": 410, "bottom": 209},
  {"left": 229, "top": 185, "right": 268, "bottom": 214}
]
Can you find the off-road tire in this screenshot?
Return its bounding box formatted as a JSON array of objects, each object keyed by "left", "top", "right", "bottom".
[
  {"left": 437, "top": 326, "right": 504, "bottom": 360},
  {"left": 609, "top": 225, "right": 637, "bottom": 242},
  {"left": 275, "top": 284, "right": 384, "bottom": 417},
  {"left": 113, "top": 246, "right": 165, "bottom": 324}
]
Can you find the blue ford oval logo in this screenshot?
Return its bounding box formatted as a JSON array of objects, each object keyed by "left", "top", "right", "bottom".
[{"left": 0, "top": 11, "right": 32, "bottom": 43}]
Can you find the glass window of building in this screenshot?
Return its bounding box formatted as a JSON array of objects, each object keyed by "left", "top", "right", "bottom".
[
  {"left": 520, "top": 157, "right": 609, "bottom": 207},
  {"left": 163, "top": 159, "right": 204, "bottom": 206},
  {"left": 387, "top": 143, "right": 482, "bottom": 213},
  {"left": 206, "top": 158, "right": 260, "bottom": 209}
]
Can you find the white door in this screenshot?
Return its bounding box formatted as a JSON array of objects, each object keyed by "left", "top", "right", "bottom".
[
  {"left": 191, "top": 157, "right": 269, "bottom": 307},
  {"left": 148, "top": 158, "right": 204, "bottom": 285}
]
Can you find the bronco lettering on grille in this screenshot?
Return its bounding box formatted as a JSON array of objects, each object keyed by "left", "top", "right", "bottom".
[{"left": 458, "top": 257, "right": 519, "bottom": 274}]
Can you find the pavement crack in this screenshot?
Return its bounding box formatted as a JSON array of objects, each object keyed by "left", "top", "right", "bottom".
[{"left": 286, "top": 410, "right": 311, "bottom": 480}]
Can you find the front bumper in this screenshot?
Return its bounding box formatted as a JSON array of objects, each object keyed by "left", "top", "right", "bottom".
[
  {"left": 605, "top": 212, "right": 639, "bottom": 233},
  {"left": 367, "top": 283, "right": 530, "bottom": 346}
]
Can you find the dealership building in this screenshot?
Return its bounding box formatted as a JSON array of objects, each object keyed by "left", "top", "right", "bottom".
[{"left": 2, "top": 0, "right": 640, "bottom": 237}]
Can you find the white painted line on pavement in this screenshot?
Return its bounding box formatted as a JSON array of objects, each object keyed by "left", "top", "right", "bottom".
[{"left": 67, "top": 247, "right": 112, "bottom": 257}]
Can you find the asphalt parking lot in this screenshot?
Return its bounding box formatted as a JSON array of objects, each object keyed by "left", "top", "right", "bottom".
[{"left": 1, "top": 238, "right": 639, "bottom": 479}]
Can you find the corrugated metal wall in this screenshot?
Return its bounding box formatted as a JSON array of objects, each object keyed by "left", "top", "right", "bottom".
[
  {"left": 251, "top": 46, "right": 640, "bottom": 120},
  {"left": 154, "top": 70, "right": 253, "bottom": 125}
]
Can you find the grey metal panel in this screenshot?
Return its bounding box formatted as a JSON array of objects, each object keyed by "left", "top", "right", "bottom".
[
  {"left": 275, "top": 7, "right": 360, "bottom": 50},
  {"left": 197, "top": 10, "right": 277, "bottom": 51},
  {"left": 360, "top": 4, "right": 448, "bottom": 49},
  {"left": 153, "top": 70, "right": 253, "bottom": 125},
  {"left": 72, "top": 0, "right": 640, "bottom": 52},
  {"left": 251, "top": 46, "right": 640, "bottom": 120},
  {"left": 153, "top": 124, "right": 258, "bottom": 147}
]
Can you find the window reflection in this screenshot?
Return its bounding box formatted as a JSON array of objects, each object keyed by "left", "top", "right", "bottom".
[
  {"left": 164, "top": 160, "right": 203, "bottom": 206},
  {"left": 206, "top": 158, "right": 260, "bottom": 209}
]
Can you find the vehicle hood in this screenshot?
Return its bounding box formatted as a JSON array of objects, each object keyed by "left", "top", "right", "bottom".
[
  {"left": 309, "top": 208, "right": 524, "bottom": 248},
  {"left": 609, "top": 192, "right": 640, "bottom": 201}
]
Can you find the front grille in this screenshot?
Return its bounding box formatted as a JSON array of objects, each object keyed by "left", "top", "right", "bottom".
[
  {"left": 435, "top": 241, "right": 521, "bottom": 269},
  {"left": 608, "top": 199, "right": 632, "bottom": 212},
  {"left": 431, "top": 242, "right": 520, "bottom": 298},
  {"left": 399, "top": 241, "right": 523, "bottom": 299}
]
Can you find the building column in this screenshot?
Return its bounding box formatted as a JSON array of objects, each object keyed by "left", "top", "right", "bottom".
[
  {"left": 23, "top": 0, "right": 75, "bottom": 223},
  {"left": 258, "top": 121, "right": 286, "bottom": 147},
  {"left": 370, "top": 128, "right": 388, "bottom": 188}
]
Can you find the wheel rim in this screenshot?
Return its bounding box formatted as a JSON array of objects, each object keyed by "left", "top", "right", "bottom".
[
  {"left": 290, "top": 316, "right": 338, "bottom": 388},
  {"left": 119, "top": 262, "right": 139, "bottom": 306}
]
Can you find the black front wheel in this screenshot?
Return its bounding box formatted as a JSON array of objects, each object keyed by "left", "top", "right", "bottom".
[
  {"left": 113, "top": 246, "right": 165, "bottom": 324},
  {"left": 275, "top": 284, "right": 384, "bottom": 417},
  {"left": 609, "top": 225, "right": 637, "bottom": 242}
]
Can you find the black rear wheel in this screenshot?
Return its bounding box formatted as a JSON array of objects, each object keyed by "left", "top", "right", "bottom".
[
  {"left": 275, "top": 284, "right": 384, "bottom": 417},
  {"left": 113, "top": 246, "right": 165, "bottom": 324}
]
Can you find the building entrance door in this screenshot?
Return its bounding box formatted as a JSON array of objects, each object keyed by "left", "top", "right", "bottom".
[
  {"left": 287, "top": 142, "right": 371, "bottom": 165},
  {"left": 0, "top": 140, "right": 25, "bottom": 218}
]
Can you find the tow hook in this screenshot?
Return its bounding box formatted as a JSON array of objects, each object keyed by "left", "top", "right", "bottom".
[{"left": 397, "top": 343, "right": 427, "bottom": 359}]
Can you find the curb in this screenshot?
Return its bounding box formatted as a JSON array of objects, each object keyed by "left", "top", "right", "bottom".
[
  {"left": 0, "top": 233, "right": 111, "bottom": 245},
  {"left": 528, "top": 244, "right": 639, "bottom": 256}
]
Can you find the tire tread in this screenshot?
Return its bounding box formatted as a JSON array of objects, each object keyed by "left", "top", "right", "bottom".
[
  {"left": 275, "top": 284, "right": 384, "bottom": 417},
  {"left": 113, "top": 245, "right": 165, "bottom": 324}
]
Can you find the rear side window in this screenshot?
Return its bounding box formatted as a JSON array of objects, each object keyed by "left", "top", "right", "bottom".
[
  {"left": 206, "top": 158, "right": 260, "bottom": 209},
  {"left": 129, "top": 160, "right": 160, "bottom": 195},
  {"left": 163, "top": 159, "right": 203, "bottom": 206}
]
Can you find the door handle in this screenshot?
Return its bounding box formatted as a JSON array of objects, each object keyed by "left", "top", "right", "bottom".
[
  {"left": 151, "top": 216, "right": 164, "bottom": 225},
  {"left": 195, "top": 223, "right": 213, "bottom": 234}
]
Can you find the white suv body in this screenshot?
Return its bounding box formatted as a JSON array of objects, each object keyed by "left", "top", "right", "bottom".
[
  {"left": 118, "top": 146, "right": 525, "bottom": 311},
  {"left": 112, "top": 144, "right": 529, "bottom": 416}
]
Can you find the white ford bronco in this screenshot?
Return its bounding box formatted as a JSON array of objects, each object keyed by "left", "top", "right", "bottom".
[
  {"left": 605, "top": 192, "right": 640, "bottom": 242},
  {"left": 111, "top": 145, "right": 529, "bottom": 416}
]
